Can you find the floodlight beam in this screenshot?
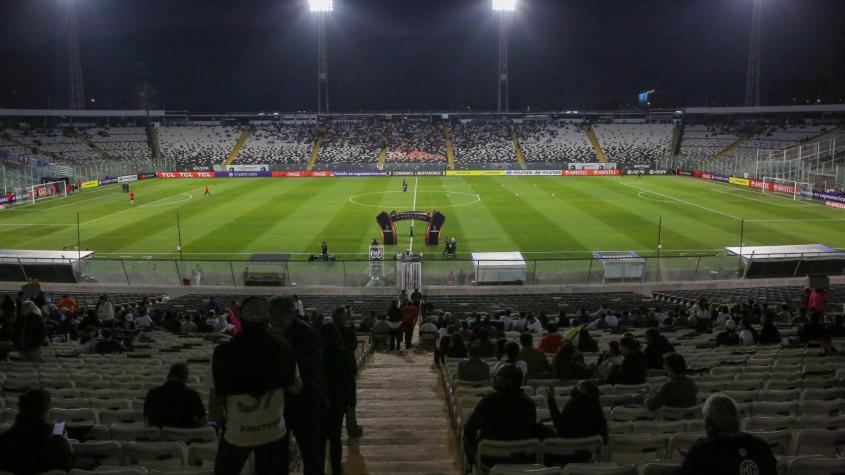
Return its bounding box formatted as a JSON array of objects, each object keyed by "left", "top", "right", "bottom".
[
  {"left": 309, "top": 0, "right": 333, "bottom": 12},
  {"left": 492, "top": 0, "right": 517, "bottom": 12}
]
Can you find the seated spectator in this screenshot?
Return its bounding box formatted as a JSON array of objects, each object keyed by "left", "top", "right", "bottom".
[
  {"left": 458, "top": 344, "right": 491, "bottom": 383},
  {"left": 0, "top": 388, "right": 73, "bottom": 474},
  {"left": 738, "top": 320, "right": 758, "bottom": 346},
  {"left": 758, "top": 315, "right": 781, "bottom": 345},
  {"left": 420, "top": 317, "right": 438, "bottom": 335},
  {"left": 134, "top": 310, "right": 154, "bottom": 330},
  {"left": 181, "top": 315, "right": 198, "bottom": 333},
  {"left": 715, "top": 306, "right": 732, "bottom": 330},
  {"left": 680, "top": 394, "right": 777, "bottom": 475},
  {"left": 606, "top": 336, "right": 646, "bottom": 385},
  {"left": 144, "top": 363, "right": 207, "bottom": 428},
  {"left": 205, "top": 296, "right": 221, "bottom": 314},
  {"left": 358, "top": 311, "right": 376, "bottom": 333},
  {"left": 14, "top": 301, "right": 47, "bottom": 362},
  {"left": 595, "top": 340, "right": 622, "bottom": 380},
  {"left": 544, "top": 380, "right": 608, "bottom": 464},
  {"left": 646, "top": 353, "right": 698, "bottom": 410},
  {"left": 77, "top": 326, "right": 99, "bottom": 354},
  {"left": 516, "top": 313, "right": 543, "bottom": 333},
  {"left": 537, "top": 324, "right": 563, "bottom": 354},
  {"left": 458, "top": 321, "right": 472, "bottom": 339},
  {"left": 475, "top": 331, "right": 497, "bottom": 358},
  {"left": 490, "top": 341, "right": 528, "bottom": 378},
  {"left": 644, "top": 328, "right": 675, "bottom": 369},
  {"left": 518, "top": 333, "right": 552, "bottom": 379},
  {"left": 716, "top": 320, "right": 741, "bottom": 346},
  {"left": 56, "top": 294, "right": 77, "bottom": 315},
  {"left": 435, "top": 325, "right": 457, "bottom": 365},
  {"left": 463, "top": 365, "right": 537, "bottom": 469},
  {"left": 95, "top": 328, "right": 126, "bottom": 354},
  {"left": 445, "top": 333, "right": 468, "bottom": 359},
  {"left": 552, "top": 341, "right": 593, "bottom": 381},
  {"left": 577, "top": 327, "right": 599, "bottom": 353}
]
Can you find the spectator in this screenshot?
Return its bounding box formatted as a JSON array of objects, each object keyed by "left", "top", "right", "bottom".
[
  {"left": 268, "top": 296, "right": 330, "bottom": 474},
  {"left": 475, "top": 330, "right": 497, "bottom": 358},
  {"left": 679, "top": 394, "right": 777, "bottom": 475},
  {"left": 330, "top": 307, "right": 363, "bottom": 439},
  {"left": 386, "top": 299, "right": 403, "bottom": 351},
  {"left": 595, "top": 340, "right": 623, "bottom": 380},
  {"left": 14, "top": 301, "right": 47, "bottom": 362},
  {"left": 210, "top": 297, "right": 303, "bottom": 475},
  {"left": 739, "top": 320, "right": 759, "bottom": 346},
  {"left": 293, "top": 295, "right": 305, "bottom": 318},
  {"left": 516, "top": 313, "right": 543, "bottom": 333},
  {"left": 95, "top": 294, "right": 115, "bottom": 326},
  {"left": 0, "top": 389, "right": 73, "bottom": 474},
  {"left": 818, "top": 334, "right": 844, "bottom": 357},
  {"left": 446, "top": 333, "right": 468, "bottom": 359},
  {"left": 552, "top": 341, "right": 593, "bottom": 381},
  {"left": 758, "top": 314, "right": 781, "bottom": 345},
  {"left": 181, "top": 316, "right": 198, "bottom": 333},
  {"left": 144, "top": 363, "right": 207, "bottom": 428},
  {"left": 606, "top": 336, "right": 646, "bottom": 385},
  {"left": 463, "top": 365, "right": 537, "bottom": 469},
  {"left": 799, "top": 286, "right": 812, "bottom": 311},
  {"left": 716, "top": 320, "right": 741, "bottom": 346},
  {"left": 56, "top": 294, "right": 77, "bottom": 315},
  {"left": 205, "top": 297, "right": 221, "bottom": 314},
  {"left": 644, "top": 328, "right": 675, "bottom": 369},
  {"left": 458, "top": 344, "right": 491, "bottom": 382},
  {"left": 646, "top": 353, "right": 698, "bottom": 411},
  {"left": 577, "top": 327, "right": 599, "bottom": 353},
  {"left": 809, "top": 288, "right": 828, "bottom": 314},
  {"left": 228, "top": 301, "right": 242, "bottom": 335},
  {"left": 318, "top": 323, "right": 357, "bottom": 475},
  {"left": 518, "top": 333, "right": 551, "bottom": 379},
  {"left": 95, "top": 328, "right": 126, "bottom": 354},
  {"left": 458, "top": 319, "right": 473, "bottom": 339},
  {"left": 77, "top": 326, "right": 99, "bottom": 353},
  {"left": 491, "top": 341, "right": 528, "bottom": 378},
  {"left": 372, "top": 314, "right": 390, "bottom": 349},
  {"left": 544, "top": 380, "right": 608, "bottom": 464},
  {"left": 358, "top": 311, "right": 376, "bottom": 333},
  {"left": 537, "top": 324, "right": 563, "bottom": 354},
  {"left": 400, "top": 300, "right": 419, "bottom": 350},
  {"left": 134, "top": 310, "right": 154, "bottom": 330}
]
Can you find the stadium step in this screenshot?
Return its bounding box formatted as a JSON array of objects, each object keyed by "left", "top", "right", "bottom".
[
  {"left": 670, "top": 123, "right": 683, "bottom": 157},
  {"left": 339, "top": 352, "right": 462, "bottom": 475},
  {"left": 307, "top": 134, "right": 323, "bottom": 171},
  {"left": 583, "top": 125, "right": 609, "bottom": 163},
  {"left": 146, "top": 126, "right": 161, "bottom": 161},
  {"left": 224, "top": 129, "right": 251, "bottom": 165},
  {"left": 511, "top": 128, "right": 528, "bottom": 170},
  {"left": 70, "top": 131, "right": 114, "bottom": 161},
  {"left": 713, "top": 130, "right": 753, "bottom": 160},
  {"left": 445, "top": 125, "right": 456, "bottom": 170}
]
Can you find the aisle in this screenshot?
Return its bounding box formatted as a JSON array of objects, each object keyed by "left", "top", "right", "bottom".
[{"left": 342, "top": 351, "right": 463, "bottom": 475}]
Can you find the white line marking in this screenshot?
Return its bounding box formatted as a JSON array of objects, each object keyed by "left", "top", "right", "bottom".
[
  {"left": 618, "top": 180, "right": 743, "bottom": 221},
  {"left": 347, "top": 190, "right": 480, "bottom": 209},
  {"left": 709, "top": 187, "right": 815, "bottom": 207},
  {"left": 409, "top": 177, "right": 419, "bottom": 253}
]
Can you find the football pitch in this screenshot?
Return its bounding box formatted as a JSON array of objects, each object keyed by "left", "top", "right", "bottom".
[{"left": 1, "top": 175, "right": 844, "bottom": 261}]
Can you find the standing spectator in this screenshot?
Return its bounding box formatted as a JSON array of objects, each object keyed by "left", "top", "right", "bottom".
[
  {"left": 228, "top": 301, "right": 242, "bottom": 335},
  {"left": 799, "top": 286, "right": 812, "bottom": 311},
  {"left": 544, "top": 380, "right": 608, "bottom": 464},
  {"left": 14, "top": 301, "right": 47, "bottom": 362},
  {"left": 56, "top": 294, "right": 77, "bottom": 315},
  {"left": 209, "top": 297, "right": 302, "bottom": 475},
  {"left": 144, "top": 363, "right": 207, "bottom": 428},
  {"left": 458, "top": 344, "right": 491, "bottom": 382},
  {"left": 679, "top": 394, "right": 777, "bottom": 475},
  {"left": 644, "top": 328, "right": 675, "bottom": 370},
  {"left": 463, "top": 366, "right": 537, "bottom": 470},
  {"left": 552, "top": 341, "right": 593, "bottom": 381},
  {"left": 268, "top": 296, "right": 327, "bottom": 475},
  {"left": 400, "top": 300, "right": 419, "bottom": 350},
  {"left": 95, "top": 295, "right": 115, "bottom": 327},
  {"left": 0, "top": 389, "right": 73, "bottom": 474},
  {"left": 318, "top": 323, "right": 357, "bottom": 475},
  {"left": 809, "top": 288, "right": 829, "bottom": 314},
  {"left": 386, "top": 299, "right": 403, "bottom": 351},
  {"left": 330, "top": 307, "right": 363, "bottom": 439},
  {"left": 537, "top": 324, "right": 563, "bottom": 354},
  {"left": 491, "top": 341, "right": 528, "bottom": 378},
  {"left": 518, "top": 333, "right": 552, "bottom": 379},
  {"left": 646, "top": 353, "right": 698, "bottom": 411},
  {"left": 606, "top": 336, "right": 646, "bottom": 385}
]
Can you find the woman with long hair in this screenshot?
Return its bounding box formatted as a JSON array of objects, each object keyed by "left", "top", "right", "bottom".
[
  {"left": 319, "top": 323, "right": 357, "bottom": 475},
  {"left": 552, "top": 341, "right": 594, "bottom": 381},
  {"left": 445, "top": 333, "right": 468, "bottom": 359},
  {"left": 0, "top": 388, "right": 73, "bottom": 474},
  {"left": 545, "top": 380, "right": 608, "bottom": 465},
  {"left": 386, "top": 299, "right": 403, "bottom": 351}
]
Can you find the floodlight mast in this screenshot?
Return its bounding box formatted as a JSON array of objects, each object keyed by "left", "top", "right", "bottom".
[
  {"left": 744, "top": 0, "right": 762, "bottom": 106},
  {"left": 493, "top": 0, "right": 516, "bottom": 112},
  {"left": 309, "top": 0, "right": 332, "bottom": 114},
  {"left": 66, "top": 0, "right": 85, "bottom": 110}
]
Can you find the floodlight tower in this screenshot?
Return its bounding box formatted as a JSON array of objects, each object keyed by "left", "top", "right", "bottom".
[
  {"left": 493, "top": 0, "right": 516, "bottom": 113},
  {"left": 744, "top": 0, "right": 762, "bottom": 106},
  {"left": 310, "top": 0, "right": 332, "bottom": 114},
  {"left": 66, "top": 0, "right": 85, "bottom": 110}
]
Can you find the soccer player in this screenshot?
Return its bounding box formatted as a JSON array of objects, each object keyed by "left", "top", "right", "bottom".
[
  {"left": 129, "top": 191, "right": 135, "bottom": 206},
  {"left": 204, "top": 184, "right": 210, "bottom": 197},
  {"left": 321, "top": 241, "right": 329, "bottom": 260},
  {"left": 402, "top": 181, "right": 408, "bottom": 192}
]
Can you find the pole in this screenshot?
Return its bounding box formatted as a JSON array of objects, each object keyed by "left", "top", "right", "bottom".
[
  {"left": 656, "top": 216, "right": 662, "bottom": 281},
  {"left": 176, "top": 211, "right": 184, "bottom": 262},
  {"left": 738, "top": 218, "right": 745, "bottom": 274},
  {"left": 76, "top": 212, "right": 81, "bottom": 261}
]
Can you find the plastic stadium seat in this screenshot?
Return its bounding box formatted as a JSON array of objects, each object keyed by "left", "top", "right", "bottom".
[
  {"left": 797, "top": 415, "right": 845, "bottom": 430},
  {"left": 744, "top": 416, "right": 795, "bottom": 432},
  {"left": 746, "top": 430, "right": 793, "bottom": 456},
  {"left": 606, "top": 422, "right": 635, "bottom": 435},
  {"left": 607, "top": 434, "right": 668, "bottom": 465},
  {"left": 751, "top": 402, "right": 799, "bottom": 417},
  {"left": 99, "top": 409, "right": 145, "bottom": 425},
  {"left": 792, "top": 429, "right": 845, "bottom": 457},
  {"left": 109, "top": 424, "right": 162, "bottom": 441},
  {"left": 89, "top": 398, "right": 132, "bottom": 411},
  {"left": 122, "top": 441, "right": 188, "bottom": 469},
  {"left": 540, "top": 436, "right": 604, "bottom": 465},
  {"left": 561, "top": 463, "right": 637, "bottom": 475},
  {"left": 490, "top": 465, "right": 561, "bottom": 474},
  {"left": 186, "top": 442, "right": 217, "bottom": 468},
  {"left": 609, "top": 407, "right": 656, "bottom": 422},
  {"left": 634, "top": 420, "right": 688, "bottom": 435},
  {"left": 657, "top": 405, "right": 702, "bottom": 421},
  {"left": 52, "top": 407, "right": 99, "bottom": 425},
  {"left": 52, "top": 397, "right": 90, "bottom": 409},
  {"left": 475, "top": 439, "right": 541, "bottom": 475},
  {"left": 70, "top": 469, "right": 148, "bottom": 475},
  {"left": 148, "top": 471, "right": 214, "bottom": 475},
  {"left": 802, "top": 388, "right": 845, "bottom": 401},
  {"left": 668, "top": 432, "right": 705, "bottom": 460},
  {"left": 71, "top": 441, "right": 124, "bottom": 466},
  {"left": 161, "top": 426, "right": 217, "bottom": 444},
  {"left": 799, "top": 399, "right": 844, "bottom": 417},
  {"left": 639, "top": 461, "right": 682, "bottom": 475},
  {"left": 786, "top": 457, "right": 845, "bottom": 475}
]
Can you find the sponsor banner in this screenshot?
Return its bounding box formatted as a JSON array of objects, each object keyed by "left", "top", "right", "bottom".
[
  {"left": 728, "top": 177, "right": 750, "bottom": 187},
  {"left": 622, "top": 169, "right": 674, "bottom": 176},
  {"left": 156, "top": 171, "right": 215, "bottom": 178},
  {"left": 99, "top": 178, "right": 118, "bottom": 186},
  {"left": 215, "top": 164, "right": 270, "bottom": 172},
  {"left": 389, "top": 211, "right": 431, "bottom": 222},
  {"left": 445, "top": 170, "right": 506, "bottom": 177},
  {"left": 80, "top": 180, "right": 100, "bottom": 189},
  {"left": 332, "top": 171, "right": 388, "bottom": 177},
  {"left": 814, "top": 191, "right": 845, "bottom": 204},
  {"left": 215, "top": 171, "right": 272, "bottom": 178},
  {"left": 504, "top": 170, "right": 562, "bottom": 176},
  {"left": 271, "top": 170, "right": 333, "bottom": 177},
  {"left": 562, "top": 169, "right": 621, "bottom": 176},
  {"left": 137, "top": 172, "right": 157, "bottom": 180},
  {"left": 118, "top": 175, "right": 138, "bottom": 183},
  {"left": 825, "top": 201, "right": 845, "bottom": 210},
  {"left": 387, "top": 171, "right": 444, "bottom": 176},
  {"left": 567, "top": 162, "right": 618, "bottom": 171},
  {"left": 677, "top": 170, "right": 693, "bottom": 176}
]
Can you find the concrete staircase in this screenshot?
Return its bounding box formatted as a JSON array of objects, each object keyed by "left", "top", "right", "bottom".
[
  {"left": 342, "top": 352, "right": 462, "bottom": 475},
  {"left": 583, "top": 125, "right": 608, "bottom": 163},
  {"left": 511, "top": 128, "right": 528, "bottom": 170},
  {"left": 224, "top": 129, "right": 252, "bottom": 166},
  {"left": 307, "top": 133, "right": 324, "bottom": 171},
  {"left": 445, "top": 126, "right": 456, "bottom": 171}
]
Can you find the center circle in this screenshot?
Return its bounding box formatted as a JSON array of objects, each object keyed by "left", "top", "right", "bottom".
[{"left": 348, "top": 190, "right": 481, "bottom": 209}]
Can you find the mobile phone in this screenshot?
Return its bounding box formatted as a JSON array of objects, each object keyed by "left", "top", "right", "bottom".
[
  {"left": 52, "top": 421, "right": 65, "bottom": 436},
  {"left": 677, "top": 448, "right": 689, "bottom": 456}
]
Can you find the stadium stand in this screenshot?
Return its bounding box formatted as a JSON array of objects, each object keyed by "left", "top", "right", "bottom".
[
  {"left": 158, "top": 126, "right": 241, "bottom": 170},
  {"left": 678, "top": 124, "right": 742, "bottom": 159},
  {"left": 591, "top": 123, "right": 673, "bottom": 165},
  {"left": 82, "top": 128, "right": 153, "bottom": 166},
  {"left": 383, "top": 120, "right": 447, "bottom": 163},
  {"left": 453, "top": 121, "right": 515, "bottom": 165},
  {"left": 516, "top": 121, "right": 596, "bottom": 165},
  {"left": 235, "top": 124, "right": 316, "bottom": 165},
  {"left": 318, "top": 120, "right": 382, "bottom": 166},
  {"left": 3, "top": 128, "right": 101, "bottom": 165}
]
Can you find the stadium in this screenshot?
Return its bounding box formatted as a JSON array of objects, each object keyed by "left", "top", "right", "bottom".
[{"left": 0, "top": 0, "right": 844, "bottom": 474}]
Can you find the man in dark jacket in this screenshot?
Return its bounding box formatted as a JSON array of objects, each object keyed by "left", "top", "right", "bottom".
[
  {"left": 331, "top": 306, "right": 363, "bottom": 438},
  {"left": 643, "top": 328, "right": 675, "bottom": 370},
  {"left": 607, "top": 336, "right": 646, "bottom": 385},
  {"left": 14, "top": 301, "right": 47, "bottom": 362},
  {"left": 646, "top": 353, "right": 698, "bottom": 411},
  {"left": 144, "top": 363, "right": 207, "bottom": 428}
]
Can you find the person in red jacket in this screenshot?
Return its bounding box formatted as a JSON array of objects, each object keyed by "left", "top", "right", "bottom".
[
  {"left": 809, "top": 288, "right": 829, "bottom": 314},
  {"left": 129, "top": 191, "right": 135, "bottom": 206},
  {"left": 400, "top": 300, "right": 419, "bottom": 351}
]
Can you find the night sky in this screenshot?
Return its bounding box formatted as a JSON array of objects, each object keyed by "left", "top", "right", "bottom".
[{"left": 1, "top": 0, "right": 843, "bottom": 112}]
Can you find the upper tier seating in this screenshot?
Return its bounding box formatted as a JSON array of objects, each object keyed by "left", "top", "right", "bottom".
[
  {"left": 592, "top": 124, "right": 674, "bottom": 165},
  {"left": 678, "top": 125, "right": 741, "bottom": 159},
  {"left": 318, "top": 121, "right": 382, "bottom": 166},
  {"left": 158, "top": 126, "right": 240, "bottom": 170},
  {"left": 236, "top": 124, "right": 315, "bottom": 165},
  {"left": 83, "top": 128, "right": 152, "bottom": 166},
  {"left": 517, "top": 121, "right": 596, "bottom": 165},
  {"left": 384, "top": 120, "right": 446, "bottom": 163},
  {"left": 453, "top": 122, "right": 515, "bottom": 164},
  {"left": 4, "top": 128, "right": 101, "bottom": 165}
]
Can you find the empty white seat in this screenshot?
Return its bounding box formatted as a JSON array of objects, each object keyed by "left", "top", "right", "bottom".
[
  {"left": 786, "top": 457, "right": 845, "bottom": 475},
  {"left": 161, "top": 426, "right": 217, "bottom": 444},
  {"left": 122, "top": 441, "right": 188, "bottom": 469},
  {"left": 792, "top": 429, "right": 845, "bottom": 457}
]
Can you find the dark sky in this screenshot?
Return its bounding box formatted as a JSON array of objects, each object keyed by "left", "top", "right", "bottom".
[{"left": 1, "top": 0, "right": 843, "bottom": 112}]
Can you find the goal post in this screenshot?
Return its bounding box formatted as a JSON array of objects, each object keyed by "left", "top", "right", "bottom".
[
  {"left": 761, "top": 177, "right": 813, "bottom": 201},
  {"left": 27, "top": 181, "right": 68, "bottom": 205}
]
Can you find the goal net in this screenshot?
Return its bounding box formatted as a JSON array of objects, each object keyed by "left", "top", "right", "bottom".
[
  {"left": 27, "top": 181, "right": 68, "bottom": 205},
  {"left": 761, "top": 177, "right": 813, "bottom": 201}
]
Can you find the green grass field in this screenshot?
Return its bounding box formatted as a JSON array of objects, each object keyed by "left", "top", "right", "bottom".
[{"left": 1, "top": 175, "right": 844, "bottom": 261}]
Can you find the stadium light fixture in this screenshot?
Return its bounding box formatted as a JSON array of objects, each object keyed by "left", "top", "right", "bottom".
[
  {"left": 492, "top": 0, "right": 517, "bottom": 12},
  {"left": 309, "top": 0, "right": 333, "bottom": 12}
]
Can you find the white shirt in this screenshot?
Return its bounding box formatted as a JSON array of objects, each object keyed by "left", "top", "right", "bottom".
[
  {"left": 739, "top": 329, "right": 756, "bottom": 346},
  {"left": 716, "top": 312, "right": 731, "bottom": 329},
  {"left": 294, "top": 300, "right": 305, "bottom": 317},
  {"left": 420, "top": 322, "right": 438, "bottom": 333},
  {"left": 134, "top": 314, "right": 153, "bottom": 329},
  {"left": 97, "top": 301, "right": 114, "bottom": 321},
  {"left": 604, "top": 315, "right": 619, "bottom": 328}
]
